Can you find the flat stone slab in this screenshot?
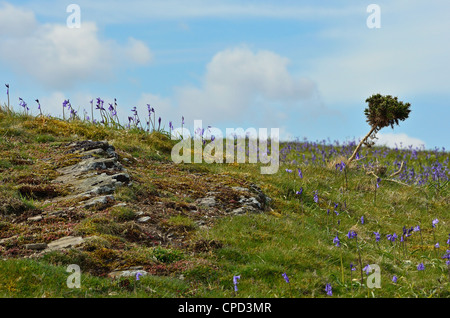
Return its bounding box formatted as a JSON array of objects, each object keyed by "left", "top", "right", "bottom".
[
  {"left": 108, "top": 269, "right": 148, "bottom": 279},
  {"left": 25, "top": 243, "right": 47, "bottom": 250},
  {"left": 43, "top": 236, "right": 85, "bottom": 252}
]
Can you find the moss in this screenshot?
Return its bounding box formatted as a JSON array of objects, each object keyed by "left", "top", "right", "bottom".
[
  {"left": 73, "top": 216, "right": 124, "bottom": 237},
  {"left": 110, "top": 206, "right": 136, "bottom": 222}
]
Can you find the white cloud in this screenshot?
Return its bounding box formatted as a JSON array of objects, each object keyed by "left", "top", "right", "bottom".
[
  {"left": 375, "top": 133, "right": 426, "bottom": 149},
  {"left": 0, "top": 3, "right": 153, "bottom": 90},
  {"left": 123, "top": 37, "right": 154, "bottom": 65},
  {"left": 175, "top": 46, "right": 319, "bottom": 126}
]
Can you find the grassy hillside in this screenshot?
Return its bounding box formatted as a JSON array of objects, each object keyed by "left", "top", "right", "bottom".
[{"left": 0, "top": 105, "right": 449, "bottom": 298}]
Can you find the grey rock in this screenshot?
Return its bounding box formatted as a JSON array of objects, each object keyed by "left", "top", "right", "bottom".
[
  {"left": 137, "top": 216, "right": 151, "bottom": 223},
  {"left": 44, "top": 236, "right": 84, "bottom": 252},
  {"left": 82, "top": 195, "right": 114, "bottom": 209},
  {"left": 25, "top": 243, "right": 47, "bottom": 250},
  {"left": 108, "top": 269, "right": 148, "bottom": 279},
  {"left": 27, "top": 215, "right": 43, "bottom": 222},
  {"left": 197, "top": 196, "right": 216, "bottom": 207}
]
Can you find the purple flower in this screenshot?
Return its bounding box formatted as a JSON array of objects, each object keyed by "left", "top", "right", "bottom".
[
  {"left": 373, "top": 232, "right": 381, "bottom": 242},
  {"left": 296, "top": 188, "right": 303, "bottom": 195},
  {"left": 333, "top": 234, "right": 340, "bottom": 247},
  {"left": 432, "top": 219, "right": 439, "bottom": 228},
  {"left": 282, "top": 273, "right": 290, "bottom": 283},
  {"left": 392, "top": 275, "right": 398, "bottom": 283},
  {"left": 387, "top": 233, "right": 397, "bottom": 242},
  {"left": 182, "top": 116, "right": 185, "bottom": 125},
  {"left": 363, "top": 264, "right": 371, "bottom": 275},
  {"left": 313, "top": 190, "right": 318, "bottom": 203},
  {"left": 417, "top": 263, "right": 425, "bottom": 271},
  {"left": 435, "top": 242, "right": 440, "bottom": 249},
  {"left": 347, "top": 231, "right": 357, "bottom": 239},
  {"left": 233, "top": 275, "right": 240, "bottom": 291},
  {"left": 285, "top": 168, "right": 292, "bottom": 173},
  {"left": 136, "top": 272, "right": 143, "bottom": 280},
  {"left": 442, "top": 250, "right": 450, "bottom": 264},
  {"left": 350, "top": 263, "right": 356, "bottom": 271},
  {"left": 360, "top": 216, "right": 364, "bottom": 224},
  {"left": 297, "top": 168, "right": 303, "bottom": 178},
  {"left": 325, "top": 283, "right": 332, "bottom": 296}
]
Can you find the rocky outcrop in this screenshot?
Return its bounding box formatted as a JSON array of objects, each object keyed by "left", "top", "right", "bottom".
[
  {"left": 50, "top": 140, "right": 130, "bottom": 209},
  {"left": 196, "top": 183, "right": 272, "bottom": 216}
]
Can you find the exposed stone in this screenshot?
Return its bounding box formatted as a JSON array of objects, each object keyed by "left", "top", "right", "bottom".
[
  {"left": 43, "top": 236, "right": 84, "bottom": 252},
  {"left": 25, "top": 243, "right": 47, "bottom": 250},
  {"left": 108, "top": 269, "right": 148, "bottom": 279},
  {"left": 49, "top": 140, "right": 130, "bottom": 207},
  {"left": 82, "top": 195, "right": 114, "bottom": 209},
  {"left": 197, "top": 196, "right": 216, "bottom": 207},
  {"left": 27, "top": 215, "right": 43, "bottom": 222},
  {"left": 137, "top": 216, "right": 151, "bottom": 223}
]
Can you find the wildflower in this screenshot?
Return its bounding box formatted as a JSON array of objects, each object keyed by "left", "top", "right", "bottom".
[
  {"left": 376, "top": 177, "right": 381, "bottom": 188},
  {"left": 392, "top": 275, "right": 398, "bottom": 283},
  {"left": 282, "top": 273, "right": 290, "bottom": 283},
  {"left": 5, "top": 83, "right": 9, "bottom": 94},
  {"left": 333, "top": 234, "right": 340, "bottom": 247},
  {"left": 442, "top": 250, "right": 450, "bottom": 264},
  {"left": 447, "top": 234, "right": 450, "bottom": 245},
  {"left": 136, "top": 272, "right": 143, "bottom": 280},
  {"left": 296, "top": 188, "right": 303, "bottom": 195},
  {"left": 325, "top": 283, "right": 332, "bottom": 296},
  {"left": 350, "top": 263, "right": 356, "bottom": 271},
  {"left": 435, "top": 242, "right": 440, "bottom": 249},
  {"left": 413, "top": 226, "right": 421, "bottom": 232},
  {"left": 361, "top": 216, "right": 364, "bottom": 224},
  {"left": 313, "top": 190, "right": 318, "bottom": 203},
  {"left": 387, "top": 233, "right": 397, "bottom": 242},
  {"left": 285, "top": 169, "right": 292, "bottom": 173},
  {"left": 233, "top": 275, "right": 240, "bottom": 292},
  {"left": 432, "top": 219, "right": 439, "bottom": 228},
  {"left": 417, "top": 263, "right": 425, "bottom": 271},
  {"left": 373, "top": 232, "right": 381, "bottom": 242},
  {"left": 297, "top": 168, "right": 303, "bottom": 178},
  {"left": 347, "top": 231, "right": 357, "bottom": 239},
  {"left": 363, "top": 264, "right": 371, "bottom": 275}
]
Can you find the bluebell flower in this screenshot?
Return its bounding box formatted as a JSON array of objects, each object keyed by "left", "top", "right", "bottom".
[
  {"left": 333, "top": 234, "right": 340, "bottom": 247},
  {"left": 373, "top": 232, "right": 381, "bottom": 242},
  {"left": 325, "top": 283, "right": 332, "bottom": 296},
  {"left": 282, "top": 273, "right": 290, "bottom": 283},
  {"left": 363, "top": 264, "right": 371, "bottom": 275},
  {"left": 417, "top": 263, "right": 425, "bottom": 271},
  {"left": 432, "top": 219, "right": 439, "bottom": 228},
  {"left": 233, "top": 275, "right": 240, "bottom": 291},
  {"left": 347, "top": 231, "right": 357, "bottom": 239},
  {"left": 392, "top": 275, "right": 398, "bottom": 283}
]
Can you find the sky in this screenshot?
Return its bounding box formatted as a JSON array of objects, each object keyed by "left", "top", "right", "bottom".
[{"left": 1, "top": 0, "right": 449, "bottom": 150}]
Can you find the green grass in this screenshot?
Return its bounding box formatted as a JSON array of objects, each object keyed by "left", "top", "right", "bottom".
[{"left": 0, "top": 105, "right": 449, "bottom": 298}]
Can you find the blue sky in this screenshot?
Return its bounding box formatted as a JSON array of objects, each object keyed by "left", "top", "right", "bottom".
[{"left": 1, "top": 0, "right": 449, "bottom": 149}]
